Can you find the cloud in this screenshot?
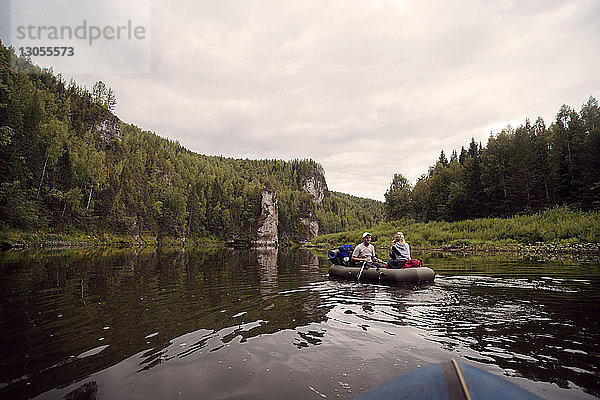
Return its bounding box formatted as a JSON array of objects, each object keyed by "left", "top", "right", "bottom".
[{"left": 63, "top": 0, "right": 599, "bottom": 200}]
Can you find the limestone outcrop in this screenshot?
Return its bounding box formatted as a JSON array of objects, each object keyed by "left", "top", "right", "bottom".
[
  {"left": 296, "top": 177, "right": 327, "bottom": 242},
  {"left": 253, "top": 177, "right": 326, "bottom": 245},
  {"left": 255, "top": 188, "right": 278, "bottom": 247},
  {"left": 302, "top": 177, "right": 327, "bottom": 204},
  {"left": 299, "top": 216, "right": 319, "bottom": 240}
]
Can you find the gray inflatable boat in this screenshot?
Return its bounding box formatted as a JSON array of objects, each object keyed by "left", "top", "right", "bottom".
[{"left": 328, "top": 263, "right": 435, "bottom": 283}]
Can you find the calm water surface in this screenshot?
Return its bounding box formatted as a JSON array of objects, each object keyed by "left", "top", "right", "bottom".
[{"left": 0, "top": 247, "right": 599, "bottom": 399}]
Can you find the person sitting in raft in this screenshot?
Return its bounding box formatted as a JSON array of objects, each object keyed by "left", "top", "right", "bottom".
[
  {"left": 351, "top": 232, "right": 385, "bottom": 267},
  {"left": 388, "top": 232, "right": 411, "bottom": 269}
]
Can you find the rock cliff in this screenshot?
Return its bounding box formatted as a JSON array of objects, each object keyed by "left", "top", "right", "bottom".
[
  {"left": 295, "top": 177, "right": 328, "bottom": 242},
  {"left": 302, "top": 177, "right": 327, "bottom": 204},
  {"left": 255, "top": 188, "right": 278, "bottom": 247},
  {"left": 299, "top": 216, "right": 319, "bottom": 240}
]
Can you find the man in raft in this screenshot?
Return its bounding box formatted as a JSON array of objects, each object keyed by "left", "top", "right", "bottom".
[{"left": 351, "top": 232, "right": 385, "bottom": 267}]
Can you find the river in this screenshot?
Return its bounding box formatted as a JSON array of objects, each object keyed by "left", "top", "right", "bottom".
[{"left": 0, "top": 247, "right": 598, "bottom": 399}]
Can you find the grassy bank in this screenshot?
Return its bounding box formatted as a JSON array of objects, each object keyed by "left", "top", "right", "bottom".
[
  {"left": 0, "top": 229, "right": 224, "bottom": 249},
  {"left": 311, "top": 206, "right": 600, "bottom": 251}
]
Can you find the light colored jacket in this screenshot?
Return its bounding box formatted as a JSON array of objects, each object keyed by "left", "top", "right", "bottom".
[{"left": 390, "top": 242, "right": 410, "bottom": 261}]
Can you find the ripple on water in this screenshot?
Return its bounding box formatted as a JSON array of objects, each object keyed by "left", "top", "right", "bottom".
[
  {"left": 1, "top": 249, "right": 599, "bottom": 399},
  {"left": 76, "top": 345, "right": 110, "bottom": 359}
]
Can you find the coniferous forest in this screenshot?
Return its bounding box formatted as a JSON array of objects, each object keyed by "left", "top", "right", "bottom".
[
  {"left": 0, "top": 42, "right": 383, "bottom": 242},
  {"left": 384, "top": 98, "right": 600, "bottom": 222},
  {"left": 1, "top": 39, "right": 598, "bottom": 244}
]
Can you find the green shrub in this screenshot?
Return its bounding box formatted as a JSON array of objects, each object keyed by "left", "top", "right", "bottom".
[{"left": 312, "top": 206, "right": 600, "bottom": 247}]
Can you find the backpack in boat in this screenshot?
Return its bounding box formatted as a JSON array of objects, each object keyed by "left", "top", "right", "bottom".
[
  {"left": 338, "top": 244, "right": 354, "bottom": 261},
  {"left": 328, "top": 244, "right": 354, "bottom": 266},
  {"left": 403, "top": 259, "right": 422, "bottom": 268},
  {"left": 386, "top": 258, "right": 422, "bottom": 269}
]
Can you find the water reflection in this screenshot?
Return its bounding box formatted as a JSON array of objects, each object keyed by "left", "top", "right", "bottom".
[
  {"left": 0, "top": 248, "right": 598, "bottom": 399},
  {"left": 0, "top": 247, "right": 329, "bottom": 399},
  {"left": 256, "top": 247, "right": 279, "bottom": 296}
]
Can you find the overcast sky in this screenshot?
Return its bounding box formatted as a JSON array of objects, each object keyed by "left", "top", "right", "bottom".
[{"left": 5, "top": 0, "right": 600, "bottom": 200}]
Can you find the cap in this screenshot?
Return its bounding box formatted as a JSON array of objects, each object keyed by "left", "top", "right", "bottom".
[{"left": 362, "top": 232, "right": 371, "bottom": 238}]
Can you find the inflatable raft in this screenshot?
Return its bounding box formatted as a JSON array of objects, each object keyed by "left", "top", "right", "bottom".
[
  {"left": 354, "top": 359, "right": 542, "bottom": 400},
  {"left": 328, "top": 263, "right": 435, "bottom": 283}
]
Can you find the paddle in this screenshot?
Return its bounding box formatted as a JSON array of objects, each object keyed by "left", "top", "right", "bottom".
[{"left": 357, "top": 260, "right": 367, "bottom": 281}]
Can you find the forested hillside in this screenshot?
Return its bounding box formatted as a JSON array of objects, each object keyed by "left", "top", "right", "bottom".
[
  {"left": 317, "top": 191, "right": 384, "bottom": 233},
  {"left": 0, "top": 42, "right": 382, "bottom": 241},
  {"left": 385, "top": 98, "right": 600, "bottom": 222}
]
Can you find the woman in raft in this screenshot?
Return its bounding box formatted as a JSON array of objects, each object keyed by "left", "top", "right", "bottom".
[{"left": 388, "top": 232, "right": 420, "bottom": 269}]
